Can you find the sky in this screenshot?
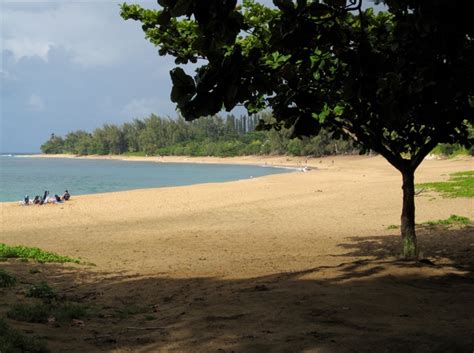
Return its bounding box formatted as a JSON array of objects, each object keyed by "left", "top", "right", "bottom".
[
  {"left": 1, "top": 0, "right": 185, "bottom": 153},
  {"left": 0, "top": 0, "right": 380, "bottom": 153}
]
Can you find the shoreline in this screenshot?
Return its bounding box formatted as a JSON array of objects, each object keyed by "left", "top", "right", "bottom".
[
  {"left": 2, "top": 153, "right": 471, "bottom": 205},
  {"left": 16, "top": 153, "right": 363, "bottom": 169},
  {"left": 1, "top": 153, "right": 322, "bottom": 204}
]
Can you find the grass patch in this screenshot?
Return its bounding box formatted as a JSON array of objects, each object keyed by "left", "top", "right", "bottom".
[
  {"left": 115, "top": 304, "right": 149, "bottom": 319},
  {"left": 385, "top": 214, "right": 471, "bottom": 230},
  {"left": 421, "top": 214, "right": 471, "bottom": 226},
  {"left": 0, "top": 269, "right": 16, "bottom": 288},
  {"left": 7, "top": 302, "right": 89, "bottom": 324},
  {"left": 27, "top": 282, "right": 57, "bottom": 303},
  {"left": 417, "top": 170, "right": 474, "bottom": 198},
  {"left": 53, "top": 303, "right": 89, "bottom": 322},
  {"left": 0, "top": 318, "right": 50, "bottom": 353},
  {"left": 0, "top": 243, "right": 80, "bottom": 264},
  {"left": 7, "top": 303, "right": 51, "bottom": 323}
]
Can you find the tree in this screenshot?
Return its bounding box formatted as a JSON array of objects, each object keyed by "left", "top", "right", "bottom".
[
  {"left": 121, "top": 0, "right": 473, "bottom": 258},
  {"left": 102, "top": 124, "right": 126, "bottom": 155},
  {"left": 40, "top": 133, "right": 64, "bottom": 154}
]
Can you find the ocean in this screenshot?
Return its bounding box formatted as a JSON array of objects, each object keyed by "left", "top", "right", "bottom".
[{"left": 0, "top": 155, "right": 294, "bottom": 202}]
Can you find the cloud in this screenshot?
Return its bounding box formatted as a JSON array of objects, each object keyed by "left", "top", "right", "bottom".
[
  {"left": 3, "top": 38, "right": 52, "bottom": 62},
  {"left": 0, "top": 69, "right": 16, "bottom": 81},
  {"left": 1, "top": 2, "right": 159, "bottom": 68},
  {"left": 122, "top": 97, "right": 173, "bottom": 119},
  {"left": 28, "top": 94, "right": 45, "bottom": 111}
]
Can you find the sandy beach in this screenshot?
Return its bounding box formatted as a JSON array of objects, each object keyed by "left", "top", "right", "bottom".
[{"left": 1, "top": 155, "right": 473, "bottom": 352}]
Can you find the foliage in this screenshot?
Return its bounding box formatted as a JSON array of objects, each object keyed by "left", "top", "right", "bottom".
[
  {"left": 431, "top": 144, "right": 470, "bottom": 157},
  {"left": 41, "top": 113, "right": 356, "bottom": 157},
  {"left": 418, "top": 171, "right": 474, "bottom": 198},
  {"left": 387, "top": 215, "right": 471, "bottom": 229},
  {"left": 0, "top": 269, "right": 16, "bottom": 288},
  {"left": 115, "top": 304, "right": 149, "bottom": 319},
  {"left": 40, "top": 133, "right": 64, "bottom": 154},
  {"left": 29, "top": 268, "right": 41, "bottom": 274},
  {"left": 27, "top": 282, "right": 57, "bottom": 303},
  {"left": 120, "top": 1, "right": 473, "bottom": 162},
  {"left": 422, "top": 215, "right": 471, "bottom": 226},
  {"left": 7, "top": 302, "right": 89, "bottom": 324},
  {"left": 7, "top": 303, "right": 51, "bottom": 323},
  {"left": 0, "top": 318, "right": 50, "bottom": 353},
  {"left": 53, "top": 303, "right": 89, "bottom": 323},
  {"left": 0, "top": 244, "right": 80, "bottom": 264}
]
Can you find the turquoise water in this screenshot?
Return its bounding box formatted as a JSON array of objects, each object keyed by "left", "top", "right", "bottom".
[{"left": 0, "top": 155, "right": 293, "bottom": 202}]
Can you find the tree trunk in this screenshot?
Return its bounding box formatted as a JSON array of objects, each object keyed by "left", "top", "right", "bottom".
[{"left": 400, "top": 169, "right": 417, "bottom": 259}]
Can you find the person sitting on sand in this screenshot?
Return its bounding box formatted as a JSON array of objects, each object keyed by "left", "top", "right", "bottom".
[
  {"left": 42, "top": 190, "right": 49, "bottom": 203},
  {"left": 54, "top": 194, "right": 62, "bottom": 203},
  {"left": 19, "top": 195, "right": 30, "bottom": 206},
  {"left": 33, "top": 196, "right": 41, "bottom": 205},
  {"left": 62, "top": 190, "right": 70, "bottom": 201}
]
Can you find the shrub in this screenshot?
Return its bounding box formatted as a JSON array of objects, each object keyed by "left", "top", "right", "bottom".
[
  {"left": 0, "top": 318, "right": 50, "bottom": 353},
  {"left": 287, "top": 138, "right": 304, "bottom": 156},
  {"left": 7, "top": 303, "right": 51, "bottom": 323},
  {"left": 0, "top": 269, "right": 16, "bottom": 288},
  {"left": 27, "top": 282, "right": 57, "bottom": 303},
  {"left": 8, "top": 302, "right": 89, "bottom": 324},
  {"left": 53, "top": 303, "right": 89, "bottom": 322}
]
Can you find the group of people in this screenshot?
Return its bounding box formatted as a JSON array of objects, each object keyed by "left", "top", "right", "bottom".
[{"left": 20, "top": 190, "right": 70, "bottom": 206}]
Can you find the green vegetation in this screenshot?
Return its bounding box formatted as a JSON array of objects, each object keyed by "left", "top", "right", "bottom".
[
  {"left": 27, "top": 282, "right": 57, "bottom": 303},
  {"left": 7, "top": 303, "right": 51, "bottom": 323},
  {"left": 0, "top": 269, "right": 16, "bottom": 288},
  {"left": 115, "top": 304, "right": 149, "bottom": 319},
  {"left": 0, "top": 318, "right": 50, "bottom": 353},
  {"left": 53, "top": 303, "right": 89, "bottom": 323},
  {"left": 7, "top": 302, "right": 89, "bottom": 324},
  {"left": 431, "top": 143, "right": 473, "bottom": 157},
  {"left": 418, "top": 171, "right": 474, "bottom": 198},
  {"left": 0, "top": 243, "right": 80, "bottom": 264},
  {"left": 386, "top": 215, "right": 471, "bottom": 230},
  {"left": 422, "top": 215, "right": 471, "bottom": 226},
  {"left": 40, "top": 113, "right": 356, "bottom": 157}
]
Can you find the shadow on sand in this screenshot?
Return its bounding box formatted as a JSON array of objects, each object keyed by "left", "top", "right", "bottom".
[{"left": 1, "top": 225, "right": 473, "bottom": 353}]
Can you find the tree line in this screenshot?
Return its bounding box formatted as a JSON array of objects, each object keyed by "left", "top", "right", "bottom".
[{"left": 40, "top": 113, "right": 357, "bottom": 157}]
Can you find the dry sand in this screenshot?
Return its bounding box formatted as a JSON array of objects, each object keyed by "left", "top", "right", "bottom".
[{"left": 1, "top": 155, "right": 473, "bottom": 352}]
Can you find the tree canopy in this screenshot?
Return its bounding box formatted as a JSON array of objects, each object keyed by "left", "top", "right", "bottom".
[
  {"left": 121, "top": 0, "right": 474, "bottom": 257},
  {"left": 40, "top": 113, "right": 355, "bottom": 157}
]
